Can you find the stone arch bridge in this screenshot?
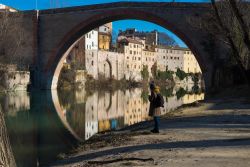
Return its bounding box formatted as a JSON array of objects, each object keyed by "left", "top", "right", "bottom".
[{"left": 18, "top": 2, "right": 231, "bottom": 93}]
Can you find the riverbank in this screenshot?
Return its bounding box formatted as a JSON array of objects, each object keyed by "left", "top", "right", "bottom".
[{"left": 50, "top": 86, "right": 250, "bottom": 167}]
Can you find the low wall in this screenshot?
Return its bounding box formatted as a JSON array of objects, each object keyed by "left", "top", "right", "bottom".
[{"left": 1, "top": 71, "right": 30, "bottom": 91}]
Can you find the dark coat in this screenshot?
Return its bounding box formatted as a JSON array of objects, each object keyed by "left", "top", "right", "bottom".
[{"left": 148, "top": 91, "right": 161, "bottom": 117}]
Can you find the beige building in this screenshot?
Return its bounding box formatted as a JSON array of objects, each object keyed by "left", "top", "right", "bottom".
[
  {"left": 183, "top": 49, "right": 201, "bottom": 73},
  {"left": 155, "top": 46, "right": 201, "bottom": 74},
  {"left": 155, "top": 46, "right": 184, "bottom": 72},
  {"left": 118, "top": 38, "right": 144, "bottom": 81},
  {"left": 142, "top": 49, "right": 156, "bottom": 78}
]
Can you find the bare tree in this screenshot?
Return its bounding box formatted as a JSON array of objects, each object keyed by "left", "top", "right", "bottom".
[
  {"left": 0, "top": 105, "right": 16, "bottom": 167},
  {"left": 209, "top": 0, "right": 250, "bottom": 85}
]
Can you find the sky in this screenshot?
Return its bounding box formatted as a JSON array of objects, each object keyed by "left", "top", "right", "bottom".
[
  {"left": 0, "top": 0, "right": 210, "bottom": 47},
  {"left": 1, "top": 0, "right": 210, "bottom": 10}
]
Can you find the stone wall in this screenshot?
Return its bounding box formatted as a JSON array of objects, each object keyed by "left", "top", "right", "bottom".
[{"left": 1, "top": 71, "right": 30, "bottom": 91}]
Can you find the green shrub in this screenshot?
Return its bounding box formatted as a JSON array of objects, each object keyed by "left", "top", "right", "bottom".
[
  {"left": 141, "top": 89, "right": 149, "bottom": 104},
  {"left": 157, "top": 70, "right": 174, "bottom": 80},
  {"left": 176, "top": 87, "right": 187, "bottom": 100},
  {"left": 141, "top": 65, "right": 149, "bottom": 80},
  {"left": 176, "top": 68, "right": 188, "bottom": 80}
]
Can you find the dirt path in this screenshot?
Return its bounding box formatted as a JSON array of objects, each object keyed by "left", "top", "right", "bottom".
[{"left": 50, "top": 95, "right": 250, "bottom": 167}]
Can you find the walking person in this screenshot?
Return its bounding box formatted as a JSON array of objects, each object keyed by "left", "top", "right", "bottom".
[{"left": 148, "top": 82, "right": 164, "bottom": 133}]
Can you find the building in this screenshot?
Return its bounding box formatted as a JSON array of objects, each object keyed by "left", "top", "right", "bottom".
[
  {"left": 0, "top": 4, "right": 17, "bottom": 12},
  {"left": 155, "top": 46, "right": 201, "bottom": 74},
  {"left": 183, "top": 49, "right": 201, "bottom": 73},
  {"left": 142, "top": 48, "right": 156, "bottom": 78},
  {"left": 65, "top": 23, "right": 202, "bottom": 82},
  {"left": 118, "top": 29, "right": 176, "bottom": 47},
  {"left": 117, "top": 38, "right": 144, "bottom": 81},
  {"left": 85, "top": 29, "right": 99, "bottom": 79},
  {"left": 66, "top": 36, "right": 86, "bottom": 69},
  {"left": 98, "top": 23, "right": 112, "bottom": 50}
]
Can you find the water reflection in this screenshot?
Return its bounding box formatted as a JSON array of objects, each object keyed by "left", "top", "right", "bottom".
[
  {"left": 0, "top": 86, "right": 204, "bottom": 166},
  {"left": 57, "top": 87, "right": 204, "bottom": 141}
]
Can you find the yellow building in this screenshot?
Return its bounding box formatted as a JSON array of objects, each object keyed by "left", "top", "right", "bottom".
[
  {"left": 98, "top": 32, "right": 111, "bottom": 50},
  {"left": 98, "top": 23, "right": 112, "bottom": 51}
]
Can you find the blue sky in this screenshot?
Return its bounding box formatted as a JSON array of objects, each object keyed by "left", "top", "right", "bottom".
[
  {"left": 0, "top": 0, "right": 210, "bottom": 47},
  {"left": 1, "top": 1, "right": 210, "bottom": 10}
]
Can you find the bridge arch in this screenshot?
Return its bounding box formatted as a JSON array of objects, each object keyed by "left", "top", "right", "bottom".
[{"left": 38, "top": 4, "right": 211, "bottom": 91}]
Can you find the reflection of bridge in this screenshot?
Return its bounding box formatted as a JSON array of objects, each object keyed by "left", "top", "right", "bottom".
[{"left": 15, "top": 2, "right": 235, "bottom": 93}]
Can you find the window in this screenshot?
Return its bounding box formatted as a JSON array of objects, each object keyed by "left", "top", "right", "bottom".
[
  {"left": 134, "top": 51, "right": 136, "bottom": 55},
  {"left": 89, "top": 34, "right": 91, "bottom": 38},
  {"left": 127, "top": 56, "right": 129, "bottom": 59},
  {"left": 134, "top": 65, "right": 136, "bottom": 69},
  {"left": 138, "top": 57, "right": 141, "bottom": 61},
  {"left": 134, "top": 44, "right": 136, "bottom": 48},
  {"left": 130, "top": 50, "right": 132, "bottom": 54},
  {"left": 163, "top": 56, "right": 165, "bottom": 59},
  {"left": 127, "top": 64, "right": 129, "bottom": 69},
  {"left": 92, "top": 42, "right": 94, "bottom": 47},
  {"left": 91, "top": 61, "right": 94, "bottom": 66}
]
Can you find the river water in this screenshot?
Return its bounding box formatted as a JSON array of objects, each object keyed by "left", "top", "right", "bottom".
[{"left": 0, "top": 86, "right": 204, "bottom": 166}]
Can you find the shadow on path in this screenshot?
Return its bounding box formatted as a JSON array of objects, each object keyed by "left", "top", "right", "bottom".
[{"left": 53, "top": 137, "right": 250, "bottom": 165}]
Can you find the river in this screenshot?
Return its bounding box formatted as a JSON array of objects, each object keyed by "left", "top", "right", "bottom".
[{"left": 0, "top": 86, "right": 204, "bottom": 166}]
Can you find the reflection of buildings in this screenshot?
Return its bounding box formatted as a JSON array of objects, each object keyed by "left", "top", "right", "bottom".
[
  {"left": 58, "top": 88, "right": 204, "bottom": 141},
  {"left": 85, "top": 92, "right": 98, "bottom": 140},
  {"left": 124, "top": 89, "right": 149, "bottom": 126},
  {"left": 1, "top": 92, "right": 30, "bottom": 116},
  {"left": 182, "top": 93, "right": 204, "bottom": 104}
]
